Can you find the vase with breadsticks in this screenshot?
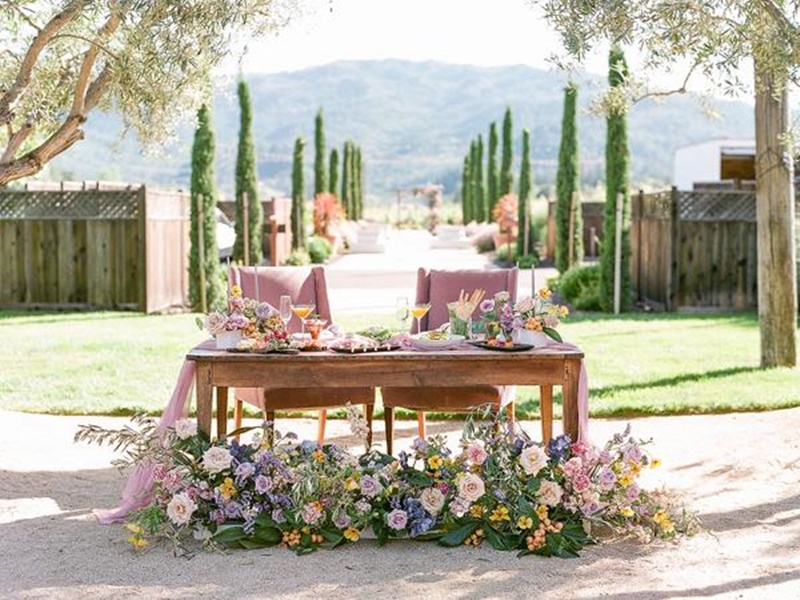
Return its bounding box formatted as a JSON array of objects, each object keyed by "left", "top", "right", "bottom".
[{"left": 447, "top": 288, "right": 485, "bottom": 339}]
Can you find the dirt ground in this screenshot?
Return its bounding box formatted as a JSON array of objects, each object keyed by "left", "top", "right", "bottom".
[{"left": 1, "top": 407, "right": 798, "bottom": 600}]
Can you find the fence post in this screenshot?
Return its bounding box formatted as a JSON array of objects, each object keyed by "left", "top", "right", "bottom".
[
  {"left": 137, "top": 186, "right": 148, "bottom": 313},
  {"left": 197, "top": 193, "right": 207, "bottom": 314},
  {"left": 666, "top": 186, "right": 680, "bottom": 311},
  {"left": 243, "top": 192, "right": 250, "bottom": 266},
  {"left": 613, "top": 192, "right": 623, "bottom": 315},
  {"left": 568, "top": 191, "right": 577, "bottom": 268},
  {"left": 635, "top": 190, "right": 644, "bottom": 301}
]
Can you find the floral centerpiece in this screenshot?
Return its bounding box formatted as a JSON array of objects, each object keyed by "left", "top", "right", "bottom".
[
  {"left": 477, "top": 287, "right": 568, "bottom": 346},
  {"left": 78, "top": 409, "right": 697, "bottom": 557},
  {"left": 199, "top": 284, "right": 290, "bottom": 351}
]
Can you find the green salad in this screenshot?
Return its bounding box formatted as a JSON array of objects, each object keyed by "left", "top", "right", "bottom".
[{"left": 355, "top": 325, "right": 398, "bottom": 343}]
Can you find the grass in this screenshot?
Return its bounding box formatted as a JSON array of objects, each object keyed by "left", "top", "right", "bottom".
[{"left": 1, "top": 310, "right": 798, "bottom": 419}]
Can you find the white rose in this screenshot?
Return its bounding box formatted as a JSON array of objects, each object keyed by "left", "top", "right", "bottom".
[
  {"left": 457, "top": 473, "right": 485, "bottom": 503},
  {"left": 204, "top": 312, "right": 229, "bottom": 335},
  {"left": 166, "top": 492, "right": 197, "bottom": 526},
  {"left": 536, "top": 479, "right": 563, "bottom": 507},
  {"left": 515, "top": 296, "right": 535, "bottom": 314},
  {"left": 202, "top": 446, "right": 233, "bottom": 474},
  {"left": 419, "top": 487, "right": 445, "bottom": 516},
  {"left": 174, "top": 419, "right": 197, "bottom": 440},
  {"left": 519, "top": 445, "right": 548, "bottom": 476}
]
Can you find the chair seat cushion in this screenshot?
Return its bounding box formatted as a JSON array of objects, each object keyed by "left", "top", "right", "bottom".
[
  {"left": 235, "top": 387, "right": 374, "bottom": 410},
  {"left": 381, "top": 385, "right": 502, "bottom": 411}
]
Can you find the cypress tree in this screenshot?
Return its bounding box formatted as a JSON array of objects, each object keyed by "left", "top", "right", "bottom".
[
  {"left": 469, "top": 140, "right": 482, "bottom": 222},
  {"left": 349, "top": 142, "right": 359, "bottom": 219},
  {"left": 291, "top": 136, "right": 306, "bottom": 249},
  {"left": 189, "top": 103, "right": 225, "bottom": 311},
  {"left": 461, "top": 152, "right": 472, "bottom": 224},
  {"left": 500, "top": 107, "right": 514, "bottom": 196},
  {"left": 487, "top": 121, "right": 499, "bottom": 213},
  {"left": 517, "top": 128, "right": 533, "bottom": 257},
  {"left": 329, "top": 148, "right": 339, "bottom": 196},
  {"left": 475, "top": 135, "right": 485, "bottom": 223},
  {"left": 314, "top": 108, "right": 327, "bottom": 196},
  {"left": 233, "top": 79, "right": 262, "bottom": 265},
  {"left": 555, "top": 83, "right": 583, "bottom": 273},
  {"left": 341, "top": 142, "right": 351, "bottom": 218},
  {"left": 600, "top": 46, "right": 632, "bottom": 311},
  {"left": 355, "top": 145, "right": 364, "bottom": 220}
]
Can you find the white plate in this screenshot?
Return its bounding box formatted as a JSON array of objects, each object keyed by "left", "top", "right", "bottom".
[{"left": 409, "top": 333, "right": 465, "bottom": 349}]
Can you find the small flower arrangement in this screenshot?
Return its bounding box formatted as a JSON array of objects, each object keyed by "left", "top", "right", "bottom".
[
  {"left": 77, "top": 409, "right": 697, "bottom": 557},
  {"left": 198, "top": 285, "right": 290, "bottom": 351},
  {"left": 477, "top": 287, "right": 567, "bottom": 344}
]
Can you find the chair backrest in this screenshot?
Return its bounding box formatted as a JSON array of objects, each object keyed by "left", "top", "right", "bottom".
[
  {"left": 229, "top": 266, "right": 332, "bottom": 334},
  {"left": 414, "top": 267, "right": 519, "bottom": 331}
]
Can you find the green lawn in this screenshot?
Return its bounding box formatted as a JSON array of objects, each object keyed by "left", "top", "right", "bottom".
[{"left": 1, "top": 310, "right": 798, "bottom": 419}]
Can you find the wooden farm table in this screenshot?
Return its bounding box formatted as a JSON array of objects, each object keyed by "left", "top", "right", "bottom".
[{"left": 186, "top": 345, "right": 585, "bottom": 445}]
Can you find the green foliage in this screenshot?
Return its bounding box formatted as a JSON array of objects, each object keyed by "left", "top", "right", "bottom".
[
  {"left": 600, "top": 47, "right": 633, "bottom": 312},
  {"left": 516, "top": 253, "right": 539, "bottom": 269},
  {"left": 555, "top": 84, "right": 583, "bottom": 273},
  {"left": 475, "top": 135, "right": 485, "bottom": 224},
  {"left": 495, "top": 244, "right": 540, "bottom": 268},
  {"left": 500, "top": 106, "right": 514, "bottom": 196},
  {"left": 554, "top": 265, "right": 602, "bottom": 311},
  {"left": 517, "top": 128, "right": 533, "bottom": 256},
  {"left": 308, "top": 235, "right": 333, "bottom": 264},
  {"left": 354, "top": 145, "right": 364, "bottom": 220},
  {"left": 233, "top": 79, "right": 263, "bottom": 265},
  {"left": 283, "top": 248, "right": 311, "bottom": 266},
  {"left": 341, "top": 141, "right": 352, "bottom": 218},
  {"left": 329, "top": 148, "right": 339, "bottom": 196},
  {"left": 461, "top": 153, "right": 472, "bottom": 223},
  {"left": 189, "top": 104, "right": 225, "bottom": 312},
  {"left": 291, "top": 136, "right": 306, "bottom": 250},
  {"left": 314, "top": 108, "right": 327, "bottom": 196},
  {"left": 487, "top": 121, "right": 499, "bottom": 214},
  {"left": 469, "top": 140, "right": 484, "bottom": 222}
]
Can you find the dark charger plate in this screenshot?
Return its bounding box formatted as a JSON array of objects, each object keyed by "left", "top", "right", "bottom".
[{"left": 468, "top": 341, "right": 534, "bottom": 352}]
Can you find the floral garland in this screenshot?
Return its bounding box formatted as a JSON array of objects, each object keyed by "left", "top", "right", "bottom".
[{"left": 85, "top": 408, "right": 696, "bottom": 557}]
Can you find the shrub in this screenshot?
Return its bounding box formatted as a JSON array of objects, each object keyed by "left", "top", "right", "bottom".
[
  {"left": 515, "top": 252, "right": 539, "bottom": 269},
  {"left": 283, "top": 248, "right": 311, "bottom": 266},
  {"left": 495, "top": 245, "right": 540, "bottom": 268},
  {"left": 554, "top": 264, "right": 602, "bottom": 311},
  {"left": 308, "top": 236, "right": 333, "bottom": 264}
]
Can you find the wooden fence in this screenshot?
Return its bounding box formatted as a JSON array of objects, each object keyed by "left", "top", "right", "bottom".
[
  {"left": 545, "top": 201, "right": 604, "bottom": 260},
  {"left": 217, "top": 197, "right": 292, "bottom": 266},
  {"left": 631, "top": 188, "right": 798, "bottom": 311},
  {"left": 0, "top": 185, "right": 189, "bottom": 312}
]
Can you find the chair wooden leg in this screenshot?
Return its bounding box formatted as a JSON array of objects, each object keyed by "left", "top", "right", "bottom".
[
  {"left": 317, "top": 409, "right": 327, "bottom": 445},
  {"left": 264, "top": 410, "right": 276, "bottom": 448},
  {"left": 506, "top": 401, "right": 515, "bottom": 424},
  {"left": 417, "top": 412, "right": 426, "bottom": 439},
  {"left": 364, "top": 403, "right": 374, "bottom": 448},
  {"left": 540, "top": 385, "right": 553, "bottom": 447},
  {"left": 216, "top": 386, "right": 229, "bottom": 439},
  {"left": 234, "top": 398, "right": 243, "bottom": 441},
  {"left": 384, "top": 407, "right": 395, "bottom": 456}
]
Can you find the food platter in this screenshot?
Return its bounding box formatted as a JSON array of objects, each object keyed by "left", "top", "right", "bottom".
[
  {"left": 327, "top": 344, "right": 401, "bottom": 354},
  {"left": 468, "top": 341, "right": 534, "bottom": 352},
  {"left": 409, "top": 333, "right": 465, "bottom": 350}
]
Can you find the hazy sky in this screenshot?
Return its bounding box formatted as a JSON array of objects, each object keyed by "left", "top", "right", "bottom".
[{"left": 236, "top": 0, "right": 611, "bottom": 76}]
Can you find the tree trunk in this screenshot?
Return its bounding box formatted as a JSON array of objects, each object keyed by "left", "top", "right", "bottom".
[{"left": 754, "top": 65, "right": 798, "bottom": 367}]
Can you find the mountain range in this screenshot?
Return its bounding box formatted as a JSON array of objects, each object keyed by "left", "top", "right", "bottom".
[{"left": 46, "top": 59, "right": 755, "bottom": 202}]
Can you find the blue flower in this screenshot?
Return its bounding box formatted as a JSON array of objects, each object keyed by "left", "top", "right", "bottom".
[
  {"left": 548, "top": 434, "right": 572, "bottom": 462},
  {"left": 409, "top": 516, "right": 434, "bottom": 537}
]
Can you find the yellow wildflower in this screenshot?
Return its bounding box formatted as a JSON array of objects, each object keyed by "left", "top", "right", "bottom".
[
  {"left": 343, "top": 527, "right": 361, "bottom": 542},
  {"left": 345, "top": 475, "right": 360, "bottom": 491},
  {"left": 559, "top": 306, "right": 570, "bottom": 318},
  {"left": 537, "top": 287, "right": 552, "bottom": 300},
  {"left": 629, "top": 463, "right": 642, "bottom": 476},
  {"left": 650, "top": 458, "right": 662, "bottom": 469},
  {"left": 128, "top": 535, "right": 148, "bottom": 550},
  {"left": 618, "top": 474, "right": 634, "bottom": 488},
  {"left": 653, "top": 510, "right": 668, "bottom": 525},
  {"left": 230, "top": 285, "right": 242, "bottom": 297},
  {"left": 125, "top": 522, "right": 143, "bottom": 535},
  {"left": 660, "top": 519, "right": 675, "bottom": 534},
  {"left": 525, "top": 317, "right": 543, "bottom": 332},
  {"left": 536, "top": 505, "right": 549, "bottom": 520},
  {"left": 517, "top": 515, "right": 534, "bottom": 530},
  {"left": 470, "top": 504, "right": 485, "bottom": 518},
  {"left": 312, "top": 449, "right": 326, "bottom": 463},
  {"left": 619, "top": 507, "right": 634, "bottom": 518},
  {"left": 489, "top": 506, "right": 511, "bottom": 522},
  {"left": 427, "top": 455, "right": 444, "bottom": 470},
  {"left": 219, "top": 477, "right": 237, "bottom": 499}
]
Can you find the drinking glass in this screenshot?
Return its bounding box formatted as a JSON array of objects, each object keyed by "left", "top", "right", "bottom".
[
  {"left": 291, "top": 303, "right": 315, "bottom": 337},
  {"left": 279, "top": 295, "right": 292, "bottom": 329},
  {"left": 304, "top": 318, "right": 328, "bottom": 347},
  {"left": 409, "top": 303, "right": 431, "bottom": 335},
  {"left": 395, "top": 296, "right": 409, "bottom": 329}
]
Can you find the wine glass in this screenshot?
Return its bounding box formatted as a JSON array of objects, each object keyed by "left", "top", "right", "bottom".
[
  {"left": 304, "top": 318, "right": 328, "bottom": 348},
  {"left": 395, "top": 296, "right": 409, "bottom": 330},
  {"left": 279, "top": 295, "right": 292, "bottom": 329},
  {"left": 291, "top": 303, "right": 315, "bottom": 337},
  {"left": 409, "top": 303, "right": 431, "bottom": 335}
]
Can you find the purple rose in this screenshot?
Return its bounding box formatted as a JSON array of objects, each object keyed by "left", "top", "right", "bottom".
[
  {"left": 235, "top": 462, "right": 255, "bottom": 480},
  {"left": 333, "top": 511, "right": 351, "bottom": 529},
  {"left": 255, "top": 302, "right": 274, "bottom": 319},
  {"left": 479, "top": 299, "right": 495, "bottom": 313},
  {"left": 227, "top": 313, "right": 249, "bottom": 330},
  {"left": 254, "top": 475, "right": 273, "bottom": 494},
  {"left": 360, "top": 475, "right": 382, "bottom": 498},
  {"left": 387, "top": 508, "right": 408, "bottom": 531}
]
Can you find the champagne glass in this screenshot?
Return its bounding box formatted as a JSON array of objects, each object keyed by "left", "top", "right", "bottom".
[
  {"left": 291, "top": 303, "right": 315, "bottom": 337},
  {"left": 279, "top": 295, "right": 292, "bottom": 329},
  {"left": 395, "top": 296, "right": 409, "bottom": 330},
  {"left": 409, "top": 303, "right": 431, "bottom": 335}
]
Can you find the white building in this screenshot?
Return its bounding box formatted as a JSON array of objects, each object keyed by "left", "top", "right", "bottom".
[{"left": 673, "top": 139, "right": 755, "bottom": 191}]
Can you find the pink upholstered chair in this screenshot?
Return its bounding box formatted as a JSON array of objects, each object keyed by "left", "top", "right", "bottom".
[
  {"left": 381, "top": 267, "right": 518, "bottom": 455},
  {"left": 230, "top": 266, "right": 374, "bottom": 444}
]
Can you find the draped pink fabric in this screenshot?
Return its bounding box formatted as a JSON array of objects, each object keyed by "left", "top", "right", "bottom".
[{"left": 94, "top": 343, "right": 210, "bottom": 524}]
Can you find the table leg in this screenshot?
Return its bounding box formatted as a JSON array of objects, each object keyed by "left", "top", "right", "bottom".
[
  {"left": 540, "top": 384, "right": 553, "bottom": 446},
  {"left": 196, "top": 361, "right": 213, "bottom": 437},
  {"left": 216, "top": 386, "right": 228, "bottom": 439},
  {"left": 563, "top": 358, "right": 580, "bottom": 442},
  {"left": 384, "top": 407, "right": 395, "bottom": 456}
]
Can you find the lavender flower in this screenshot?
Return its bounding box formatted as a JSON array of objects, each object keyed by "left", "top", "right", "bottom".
[
  {"left": 387, "top": 509, "right": 409, "bottom": 530},
  {"left": 548, "top": 434, "right": 572, "bottom": 462},
  {"left": 254, "top": 475, "right": 273, "bottom": 494}
]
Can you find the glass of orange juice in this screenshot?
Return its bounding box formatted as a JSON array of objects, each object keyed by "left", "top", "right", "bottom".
[
  {"left": 291, "top": 303, "right": 315, "bottom": 337},
  {"left": 409, "top": 303, "right": 431, "bottom": 335}
]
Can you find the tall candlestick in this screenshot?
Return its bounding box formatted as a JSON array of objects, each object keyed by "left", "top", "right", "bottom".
[
  {"left": 531, "top": 264, "right": 535, "bottom": 297},
  {"left": 254, "top": 264, "right": 260, "bottom": 302}
]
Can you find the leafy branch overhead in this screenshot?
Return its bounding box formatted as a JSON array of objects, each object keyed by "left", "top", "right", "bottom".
[{"left": 0, "top": 0, "right": 297, "bottom": 186}]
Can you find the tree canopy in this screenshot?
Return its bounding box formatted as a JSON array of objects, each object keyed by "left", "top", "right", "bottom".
[{"left": 0, "top": 0, "right": 296, "bottom": 186}]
